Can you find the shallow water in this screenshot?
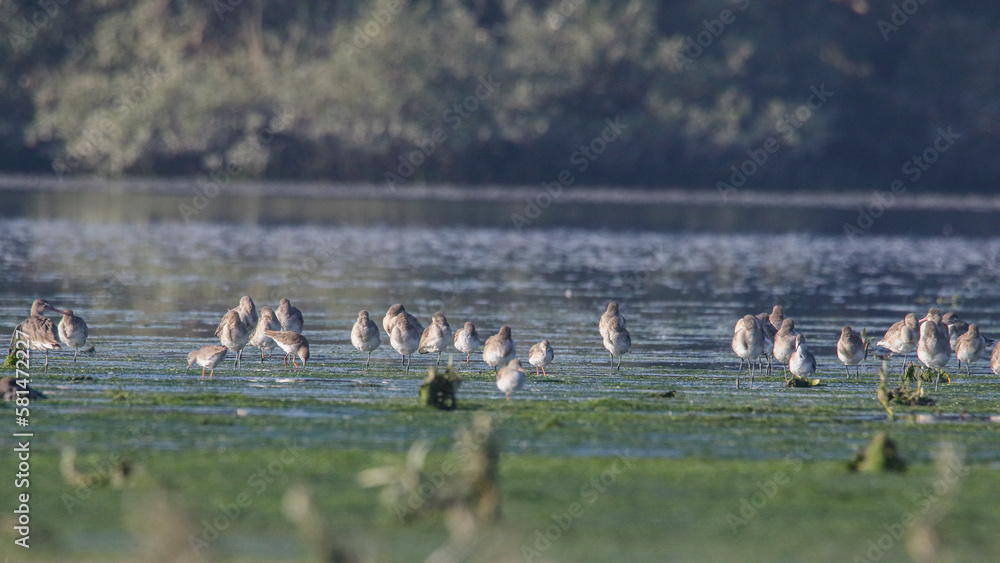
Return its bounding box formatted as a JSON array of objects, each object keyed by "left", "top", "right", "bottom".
[{"left": 3, "top": 183, "right": 1000, "bottom": 462}]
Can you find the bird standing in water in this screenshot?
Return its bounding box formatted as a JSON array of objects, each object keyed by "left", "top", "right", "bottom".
[
  {"left": 453, "top": 321, "right": 480, "bottom": 364},
  {"left": 528, "top": 340, "right": 554, "bottom": 376},
  {"left": 216, "top": 309, "right": 250, "bottom": 369},
  {"left": 836, "top": 325, "right": 865, "bottom": 378},
  {"left": 276, "top": 298, "right": 304, "bottom": 334},
  {"left": 390, "top": 312, "right": 422, "bottom": 374},
  {"left": 16, "top": 299, "right": 65, "bottom": 373},
  {"left": 418, "top": 312, "right": 453, "bottom": 366},
  {"left": 249, "top": 306, "right": 281, "bottom": 363},
  {"left": 482, "top": 326, "right": 516, "bottom": 373},
  {"left": 496, "top": 359, "right": 526, "bottom": 400},
  {"left": 58, "top": 309, "right": 89, "bottom": 362},
  {"left": 265, "top": 330, "right": 310, "bottom": 369},
  {"left": 351, "top": 310, "right": 381, "bottom": 370},
  {"left": 187, "top": 345, "right": 229, "bottom": 379}
]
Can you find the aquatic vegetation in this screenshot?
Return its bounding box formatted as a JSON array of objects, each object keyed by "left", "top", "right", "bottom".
[
  {"left": 60, "top": 446, "right": 134, "bottom": 489},
  {"left": 848, "top": 432, "right": 906, "bottom": 473},
  {"left": 359, "top": 413, "right": 500, "bottom": 527},
  {"left": 784, "top": 376, "right": 820, "bottom": 387},
  {"left": 418, "top": 362, "right": 462, "bottom": 410},
  {"left": 2, "top": 350, "right": 16, "bottom": 369}
]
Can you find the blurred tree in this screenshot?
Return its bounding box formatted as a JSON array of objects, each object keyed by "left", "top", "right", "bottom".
[{"left": 0, "top": 0, "right": 996, "bottom": 190}]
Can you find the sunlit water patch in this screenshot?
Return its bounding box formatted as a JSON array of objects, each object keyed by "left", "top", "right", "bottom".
[{"left": 3, "top": 215, "right": 1000, "bottom": 461}]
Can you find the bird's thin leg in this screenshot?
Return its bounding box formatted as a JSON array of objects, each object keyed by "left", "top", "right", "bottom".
[
  {"left": 535, "top": 366, "right": 540, "bottom": 376},
  {"left": 202, "top": 367, "right": 206, "bottom": 379},
  {"left": 542, "top": 366, "right": 547, "bottom": 377},
  {"left": 260, "top": 349, "right": 265, "bottom": 363},
  {"left": 73, "top": 349, "right": 79, "bottom": 362},
  {"left": 44, "top": 351, "right": 49, "bottom": 373},
  {"left": 405, "top": 355, "right": 411, "bottom": 375},
  {"left": 365, "top": 352, "right": 372, "bottom": 370}
]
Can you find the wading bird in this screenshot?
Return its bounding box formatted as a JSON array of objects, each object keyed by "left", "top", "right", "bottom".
[
  {"left": 528, "top": 340, "right": 554, "bottom": 376},
  {"left": 496, "top": 358, "right": 526, "bottom": 401},
  {"left": 16, "top": 299, "right": 65, "bottom": 373},
  {"left": 418, "top": 312, "right": 452, "bottom": 366},
  {"left": 276, "top": 298, "right": 303, "bottom": 334},
  {"left": 187, "top": 345, "right": 228, "bottom": 379},
  {"left": 390, "top": 312, "right": 422, "bottom": 374},
  {"left": 483, "top": 326, "right": 516, "bottom": 373},
  {"left": 351, "top": 310, "right": 381, "bottom": 370},
  {"left": 216, "top": 309, "right": 250, "bottom": 369},
  {"left": 58, "top": 309, "right": 89, "bottom": 362},
  {"left": 265, "top": 330, "right": 310, "bottom": 369},
  {"left": 453, "top": 322, "right": 480, "bottom": 364},
  {"left": 249, "top": 306, "right": 280, "bottom": 362},
  {"left": 837, "top": 325, "right": 865, "bottom": 378}
]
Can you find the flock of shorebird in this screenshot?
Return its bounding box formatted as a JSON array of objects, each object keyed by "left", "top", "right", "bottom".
[
  {"left": 732, "top": 305, "right": 998, "bottom": 390},
  {"left": 9, "top": 297, "right": 632, "bottom": 401},
  {"left": 13, "top": 297, "right": 992, "bottom": 399}
]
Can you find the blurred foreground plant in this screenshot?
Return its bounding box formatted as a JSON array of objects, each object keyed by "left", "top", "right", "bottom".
[{"left": 359, "top": 413, "right": 501, "bottom": 559}]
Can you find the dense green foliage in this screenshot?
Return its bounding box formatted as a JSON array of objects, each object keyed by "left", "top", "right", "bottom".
[{"left": 2, "top": 0, "right": 998, "bottom": 190}]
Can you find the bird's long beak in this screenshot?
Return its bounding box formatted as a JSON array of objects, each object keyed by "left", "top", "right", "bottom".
[
  {"left": 187, "top": 361, "right": 194, "bottom": 369},
  {"left": 43, "top": 303, "right": 67, "bottom": 315}
]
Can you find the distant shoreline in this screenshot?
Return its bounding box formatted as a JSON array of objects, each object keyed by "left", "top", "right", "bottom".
[{"left": 1, "top": 173, "right": 999, "bottom": 212}]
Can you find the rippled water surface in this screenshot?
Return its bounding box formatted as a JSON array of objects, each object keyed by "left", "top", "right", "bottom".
[{"left": 3, "top": 185, "right": 1000, "bottom": 462}]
